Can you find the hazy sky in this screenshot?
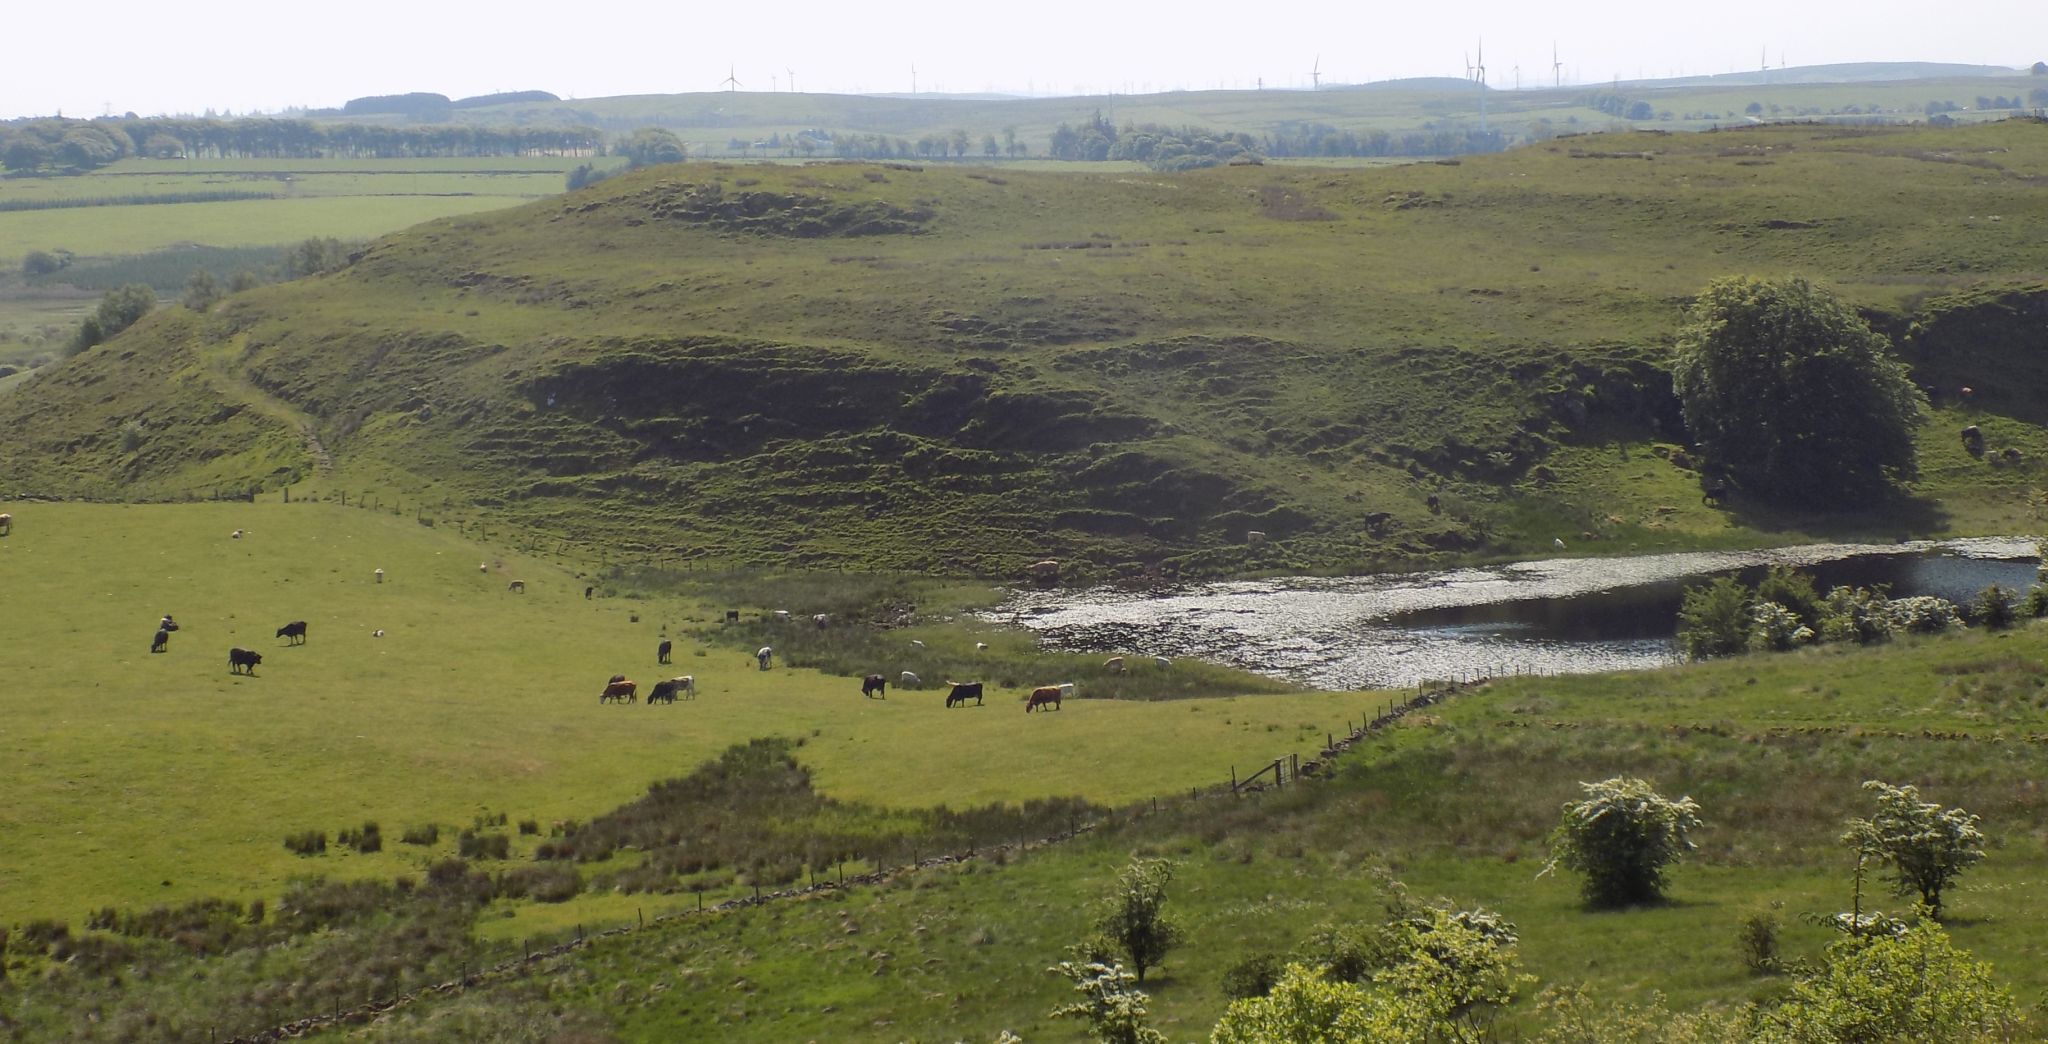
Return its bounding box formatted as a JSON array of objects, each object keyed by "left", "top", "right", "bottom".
[{"left": 7, "top": 0, "right": 2043, "bottom": 119}]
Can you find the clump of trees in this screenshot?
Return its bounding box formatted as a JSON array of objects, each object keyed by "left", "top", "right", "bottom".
[
  {"left": 0, "top": 115, "right": 605, "bottom": 175},
  {"left": 617, "top": 128, "right": 686, "bottom": 168},
  {"left": 1673, "top": 565, "right": 2026, "bottom": 660},
  {"left": 1045, "top": 111, "right": 1264, "bottom": 170},
  {"left": 1672, "top": 276, "right": 1927, "bottom": 508},
  {"left": 1543, "top": 776, "right": 1703, "bottom": 907},
  {"left": 67, "top": 284, "right": 156, "bottom": 356}
]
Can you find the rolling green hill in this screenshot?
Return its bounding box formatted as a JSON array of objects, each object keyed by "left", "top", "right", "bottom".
[{"left": 4, "top": 120, "right": 2048, "bottom": 576}]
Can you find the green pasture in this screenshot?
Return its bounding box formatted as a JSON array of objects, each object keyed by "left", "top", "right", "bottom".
[
  {"left": 358, "top": 622, "right": 2048, "bottom": 1041},
  {"left": 0, "top": 502, "right": 1392, "bottom": 922},
  {"left": 0, "top": 194, "right": 522, "bottom": 260}
]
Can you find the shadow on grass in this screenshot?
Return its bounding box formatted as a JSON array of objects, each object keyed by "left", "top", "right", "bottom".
[{"left": 1710, "top": 485, "right": 1953, "bottom": 541}]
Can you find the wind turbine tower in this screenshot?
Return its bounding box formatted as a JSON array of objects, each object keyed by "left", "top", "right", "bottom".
[
  {"left": 1552, "top": 43, "right": 1564, "bottom": 87},
  {"left": 1311, "top": 56, "right": 1322, "bottom": 90},
  {"left": 1473, "top": 40, "right": 1488, "bottom": 134},
  {"left": 787, "top": 68, "right": 796, "bottom": 94},
  {"left": 721, "top": 66, "right": 741, "bottom": 92},
  {"left": 911, "top": 64, "right": 918, "bottom": 93}
]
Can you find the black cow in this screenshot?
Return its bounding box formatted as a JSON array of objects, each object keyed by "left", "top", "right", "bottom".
[
  {"left": 862, "top": 673, "right": 888, "bottom": 698},
  {"left": 151, "top": 629, "right": 170, "bottom": 654},
  {"left": 657, "top": 639, "right": 673, "bottom": 664},
  {"left": 229, "top": 648, "right": 262, "bottom": 674},
  {"left": 945, "top": 681, "right": 984, "bottom": 708},
  {"left": 276, "top": 620, "right": 308, "bottom": 645}
]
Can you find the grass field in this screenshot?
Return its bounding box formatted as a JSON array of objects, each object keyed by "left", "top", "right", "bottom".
[{"left": 0, "top": 502, "right": 1392, "bottom": 922}]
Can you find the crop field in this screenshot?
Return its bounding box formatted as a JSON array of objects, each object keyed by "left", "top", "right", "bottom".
[{"left": 0, "top": 501, "right": 1392, "bottom": 922}]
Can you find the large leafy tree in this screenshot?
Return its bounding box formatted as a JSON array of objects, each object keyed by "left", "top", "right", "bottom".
[
  {"left": 1672, "top": 276, "right": 1926, "bottom": 507},
  {"left": 618, "top": 128, "right": 687, "bottom": 168}
]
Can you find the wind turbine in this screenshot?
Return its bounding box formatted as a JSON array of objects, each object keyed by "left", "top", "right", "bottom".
[
  {"left": 787, "top": 68, "right": 796, "bottom": 94},
  {"left": 1473, "top": 40, "right": 1488, "bottom": 133},
  {"left": 1553, "top": 43, "right": 1564, "bottom": 87},
  {"left": 1311, "top": 56, "right": 1321, "bottom": 91},
  {"left": 720, "top": 66, "right": 741, "bottom": 92},
  {"left": 911, "top": 64, "right": 918, "bottom": 93}
]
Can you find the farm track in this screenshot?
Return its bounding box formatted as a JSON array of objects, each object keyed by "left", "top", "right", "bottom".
[{"left": 227, "top": 682, "right": 1472, "bottom": 1041}]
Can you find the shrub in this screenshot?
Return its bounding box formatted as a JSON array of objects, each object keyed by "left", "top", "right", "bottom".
[
  {"left": 1889, "top": 595, "right": 1962, "bottom": 635},
  {"left": 1543, "top": 777, "right": 1703, "bottom": 907},
  {"left": 518, "top": 818, "right": 540, "bottom": 835},
  {"left": 2024, "top": 584, "right": 2048, "bottom": 618},
  {"left": 400, "top": 823, "right": 440, "bottom": 846},
  {"left": 1677, "top": 577, "right": 1751, "bottom": 659},
  {"left": 495, "top": 864, "right": 582, "bottom": 903},
  {"left": 1971, "top": 583, "right": 2017, "bottom": 630},
  {"left": 1737, "top": 906, "right": 1783, "bottom": 974},
  {"left": 1222, "top": 953, "right": 1285, "bottom": 1000},
  {"left": 339, "top": 821, "right": 382, "bottom": 853},
  {"left": 457, "top": 830, "right": 510, "bottom": 860},
  {"left": 1818, "top": 585, "right": 1893, "bottom": 644},
  {"left": 1754, "top": 566, "right": 1823, "bottom": 628},
  {"left": 1047, "top": 961, "right": 1165, "bottom": 1044},
  {"left": 284, "top": 829, "right": 327, "bottom": 856},
  {"left": 1842, "top": 780, "right": 1984, "bottom": 917},
  {"left": 1756, "top": 921, "right": 2019, "bottom": 1042},
  {"left": 1090, "top": 858, "right": 1183, "bottom": 983},
  {"left": 1747, "top": 600, "right": 1813, "bottom": 652}
]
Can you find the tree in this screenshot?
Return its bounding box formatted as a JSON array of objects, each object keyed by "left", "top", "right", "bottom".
[
  {"left": 1092, "top": 858, "right": 1182, "bottom": 983},
  {"left": 1842, "top": 781, "right": 1984, "bottom": 917},
  {"left": 94, "top": 284, "right": 157, "bottom": 338},
  {"left": 1755, "top": 921, "right": 2020, "bottom": 1043},
  {"left": 618, "top": 128, "right": 686, "bottom": 168},
  {"left": 1048, "top": 961, "right": 1165, "bottom": 1044},
  {"left": 21, "top": 250, "right": 70, "bottom": 277},
  {"left": 182, "top": 269, "right": 223, "bottom": 313},
  {"left": 1676, "top": 576, "right": 1750, "bottom": 659},
  {"left": 1543, "top": 777, "right": 1703, "bottom": 907},
  {"left": 1672, "top": 276, "right": 1926, "bottom": 507}
]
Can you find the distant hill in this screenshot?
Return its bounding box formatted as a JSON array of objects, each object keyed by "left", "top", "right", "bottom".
[
  {"left": 1616, "top": 61, "right": 2021, "bottom": 90},
  {"left": 5, "top": 121, "right": 2047, "bottom": 576}
]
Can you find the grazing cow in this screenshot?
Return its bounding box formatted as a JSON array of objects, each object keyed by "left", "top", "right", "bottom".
[
  {"left": 1426, "top": 493, "right": 1442, "bottom": 513},
  {"left": 657, "top": 639, "right": 673, "bottom": 664},
  {"left": 151, "top": 629, "right": 170, "bottom": 654},
  {"left": 648, "top": 676, "right": 695, "bottom": 703},
  {"left": 1553, "top": 538, "right": 1567, "bottom": 551},
  {"left": 276, "top": 621, "right": 308, "bottom": 645},
  {"left": 756, "top": 646, "right": 774, "bottom": 671},
  {"left": 1103, "top": 656, "right": 1126, "bottom": 674},
  {"left": 601, "top": 679, "right": 638, "bottom": 704},
  {"left": 900, "top": 671, "right": 922, "bottom": 689},
  {"left": 1026, "top": 686, "right": 1062, "bottom": 712},
  {"left": 725, "top": 610, "right": 740, "bottom": 623},
  {"left": 862, "top": 673, "right": 888, "bottom": 698},
  {"left": 1027, "top": 559, "right": 1061, "bottom": 584},
  {"left": 228, "top": 648, "right": 262, "bottom": 674},
  {"left": 1153, "top": 656, "right": 1172, "bottom": 669},
  {"left": 1246, "top": 530, "right": 1267, "bottom": 546},
  {"left": 508, "top": 580, "right": 526, "bottom": 594},
  {"left": 373, "top": 629, "right": 385, "bottom": 638},
  {"left": 0, "top": 512, "right": 11, "bottom": 535},
  {"left": 1058, "top": 682, "right": 1076, "bottom": 701},
  {"left": 945, "top": 681, "right": 984, "bottom": 708},
  {"left": 813, "top": 613, "right": 830, "bottom": 629}
]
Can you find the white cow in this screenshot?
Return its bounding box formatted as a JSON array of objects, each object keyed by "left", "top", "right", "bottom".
[{"left": 756, "top": 646, "right": 774, "bottom": 670}]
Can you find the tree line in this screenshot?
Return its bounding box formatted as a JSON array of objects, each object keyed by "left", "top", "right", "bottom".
[{"left": 0, "top": 117, "right": 606, "bottom": 173}]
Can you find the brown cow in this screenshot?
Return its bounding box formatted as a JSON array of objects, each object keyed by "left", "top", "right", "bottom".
[
  {"left": 601, "top": 679, "right": 637, "bottom": 704},
  {"left": 1025, "top": 686, "right": 1062, "bottom": 712}
]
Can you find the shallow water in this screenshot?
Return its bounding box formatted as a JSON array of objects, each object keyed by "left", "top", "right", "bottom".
[{"left": 994, "top": 538, "right": 2041, "bottom": 690}]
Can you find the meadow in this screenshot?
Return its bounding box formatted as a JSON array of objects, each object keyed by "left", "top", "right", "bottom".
[{"left": 0, "top": 501, "right": 1391, "bottom": 923}]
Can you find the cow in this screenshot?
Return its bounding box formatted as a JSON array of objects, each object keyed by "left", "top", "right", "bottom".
[
  {"left": 945, "top": 681, "right": 984, "bottom": 708},
  {"left": 900, "top": 671, "right": 922, "bottom": 689},
  {"left": 910, "top": 639, "right": 925, "bottom": 650},
  {"left": 151, "top": 629, "right": 170, "bottom": 654},
  {"left": 1025, "top": 686, "right": 1062, "bottom": 712},
  {"left": 276, "top": 621, "right": 308, "bottom": 645},
  {"left": 231, "top": 529, "right": 243, "bottom": 539},
  {"left": 1961, "top": 425, "right": 1985, "bottom": 458},
  {"left": 862, "top": 673, "right": 888, "bottom": 698},
  {"left": 813, "top": 613, "right": 830, "bottom": 629},
  {"left": 228, "top": 648, "right": 262, "bottom": 674},
  {"left": 1027, "top": 559, "right": 1060, "bottom": 584},
  {"left": 479, "top": 563, "right": 488, "bottom": 573},
  {"left": 1246, "top": 531, "right": 1267, "bottom": 545},
  {"left": 601, "top": 679, "right": 638, "bottom": 704},
  {"left": 0, "top": 512, "right": 11, "bottom": 535},
  {"left": 507, "top": 580, "right": 526, "bottom": 594},
  {"left": 1103, "top": 656, "right": 1126, "bottom": 674},
  {"left": 756, "top": 646, "right": 774, "bottom": 671},
  {"left": 657, "top": 639, "right": 673, "bottom": 664},
  {"left": 975, "top": 642, "right": 989, "bottom": 652},
  {"left": 648, "top": 676, "right": 695, "bottom": 703},
  {"left": 584, "top": 586, "right": 595, "bottom": 600}
]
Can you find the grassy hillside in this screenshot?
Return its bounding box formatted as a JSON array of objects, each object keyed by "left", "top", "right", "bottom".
[{"left": 4, "top": 121, "right": 2048, "bottom": 575}]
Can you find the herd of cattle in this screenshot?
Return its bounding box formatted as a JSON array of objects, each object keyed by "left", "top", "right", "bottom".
[{"left": 595, "top": 638, "right": 1100, "bottom": 711}]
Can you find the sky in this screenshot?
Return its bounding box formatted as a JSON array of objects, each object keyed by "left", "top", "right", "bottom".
[{"left": 6, "top": 0, "right": 2044, "bottom": 119}]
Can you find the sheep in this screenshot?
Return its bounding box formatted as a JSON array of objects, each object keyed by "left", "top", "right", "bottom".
[
  {"left": 230, "top": 529, "right": 244, "bottom": 539},
  {"left": 1152, "top": 656, "right": 1172, "bottom": 669},
  {"left": 0, "top": 512, "right": 12, "bottom": 535},
  {"left": 900, "top": 671, "right": 922, "bottom": 688},
  {"left": 975, "top": 642, "right": 989, "bottom": 652},
  {"left": 910, "top": 639, "right": 925, "bottom": 650},
  {"left": 1246, "top": 531, "right": 1267, "bottom": 545},
  {"left": 1104, "top": 656, "right": 1126, "bottom": 674},
  {"left": 373, "top": 568, "right": 385, "bottom": 584}
]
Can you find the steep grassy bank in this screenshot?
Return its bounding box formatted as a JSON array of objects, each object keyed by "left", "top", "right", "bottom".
[{"left": 4, "top": 122, "right": 2048, "bottom": 575}]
